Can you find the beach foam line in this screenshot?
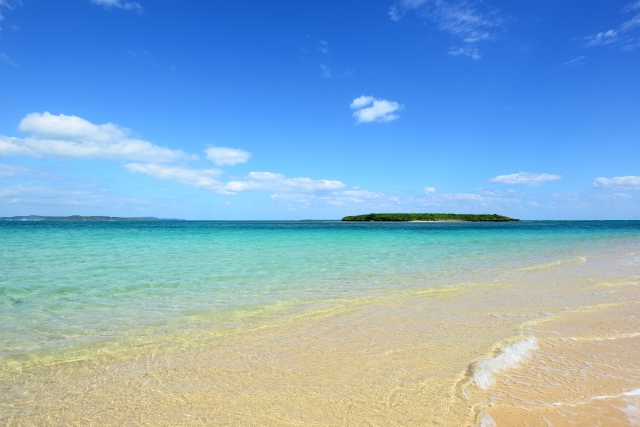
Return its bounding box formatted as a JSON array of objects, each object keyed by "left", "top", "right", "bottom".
[
  {"left": 470, "top": 337, "right": 538, "bottom": 390},
  {"left": 552, "top": 388, "right": 640, "bottom": 427},
  {"left": 551, "top": 388, "right": 640, "bottom": 407},
  {"left": 518, "top": 256, "right": 586, "bottom": 271}
]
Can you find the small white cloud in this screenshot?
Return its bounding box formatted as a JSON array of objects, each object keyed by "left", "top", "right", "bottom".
[
  {"left": 0, "top": 0, "right": 19, "bottom": 24},
  {"left": 423, "top": 187, "right": 436, "bottom": 194},
  {"left": 125, "top": 163, "right": 228, "bottom": 193},
  {"left": 205, "top": 146, "right": 251, "bottom": 166},
  {"left": 0, "top": 52, "right": 18, "bottom": 68},
  {"left": 350, "top": 96, "right": 403, "bottom": 123},
  {"left": 389, "top": 0, "right": 500, "bottom": 55},
  {"left": 448, "top": 46, "right": 481, "bottom": 59},
  {"left": 593, "top": 176, "right": 640, "bottom": 190},
  {"left": 320, "top": 64, "right": 331, "bottom": 78},
  {"left": 583, "top": 30, "right": 619, "bottom": 47},
  {"left": 490, "top": 172, "right": 562, "bottom": 186},
  {"left": 318, "top": 40, "right": 329, "bottom": 54},
  {"left": 623, "top": 1, "right": 640, "bottom": 12},
  {"left": 0, "top": 112, "right": 191, "bottom": 162},
  {"left": 556, "top": 56, "right": 586, "bottom": 68},
  {"left": 225, "top": 171, "right": 345, "bottom": 193},
  {"left": 90, "top": 0, "right": 142, "bottom": 12},
  {"left": 579, "top": 3, "right": 640, "bottom": 50}
]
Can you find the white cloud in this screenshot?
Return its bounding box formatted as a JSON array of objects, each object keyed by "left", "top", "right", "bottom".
[
  {"left": 350, "top": 96, "right": 375, "bottom": 109},
  {"left": 125, "top": 163, "right": 227, "bottom": 193},
  {"left": 125, "top": 164, "right": 345, "bottom": 195},
  {"left": 0, "top": 112, "right": 191, "bottom": 162},
  {"left": 580, "top": 2, "right": 640, "bottom": 50},
  {"left": 318, "top": 40, "right": 329, "bottom": 54},
  {"left": 584, "top": 30, "right": 619, "bottom": 47},
  {"left": 271, "top": 184, "right": 524, "bottom": 210},
  {"left": 0, "top": 0, "right": 17, "bottom": 25},
  {"left": 320, "top": 64, "right": 331, "bottom": 78},
  {"left": 90, "top": 0, "right": 142, "bottom": 12},
  {"left": 448, "top": 46, "right": 481, "bottom": 59},
  {"left": 0, "top": 52, "right": 18, "bottom": 68},
  {"left": 390, "top": 0, "right": 500, "bottom": 57},
  {"left": 423, "top": 187, "right": 436, "bottom": 194},
  {"left": 225, "top": 172, "right": 345, "bottom": 193},
  {"left": 593, "top": 176, "right": 640, "bottom": 190},
  {"left": 489, "top": 172, "right": 562, "bottom": 186},
  {"left": 556, "top": 55, "right": 586, "bottom": 68},
  {"left": 204, "top": 146, "right": 251, "bottom": 166},
  {"left": 350, "top": 96, "right": 403, "bottom": 123}
]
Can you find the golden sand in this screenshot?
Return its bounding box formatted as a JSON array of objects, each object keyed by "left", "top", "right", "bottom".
[{"left": 1, "top": 250, "right": 639, "bottom": 426}]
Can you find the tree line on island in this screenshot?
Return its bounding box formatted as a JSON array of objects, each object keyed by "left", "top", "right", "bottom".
[{"left": 341, "top": 213, "right": 519, "bottom": 222}]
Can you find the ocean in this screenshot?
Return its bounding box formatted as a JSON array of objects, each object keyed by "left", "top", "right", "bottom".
[{"left": 1, "top": 220, "right": 639, "bottom": 426}]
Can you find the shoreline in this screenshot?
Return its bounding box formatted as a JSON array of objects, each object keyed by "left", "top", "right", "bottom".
[{"left": 1, "top": 221, "right": 638, "bottom": 426}]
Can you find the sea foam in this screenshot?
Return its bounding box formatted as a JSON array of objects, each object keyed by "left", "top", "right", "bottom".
[
  {"left": 471, "top": 337, "right": 538, "bottom": 390},
  {"left": 476, "top": 412, "right": 497, "bottom": 427}
]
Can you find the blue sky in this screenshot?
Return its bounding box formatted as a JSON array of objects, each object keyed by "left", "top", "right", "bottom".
[{"left": 0, "top": 0, "right": 639, "bottom": 219}]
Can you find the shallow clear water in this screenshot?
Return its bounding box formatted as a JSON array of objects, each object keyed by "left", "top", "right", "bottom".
[
  {"left": 1, "top": 220, "right": 640, "bottom": 426},
  {"left": 0, "top": 220, "right": 636, "bottom": 356}
]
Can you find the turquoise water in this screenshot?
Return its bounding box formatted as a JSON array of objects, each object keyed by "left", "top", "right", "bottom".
[{"left": 1, "top": 220, "right": 640, "bottom": 360}]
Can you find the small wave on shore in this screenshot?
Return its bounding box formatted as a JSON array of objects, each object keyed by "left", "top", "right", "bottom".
[
  {"left": 518, "top": 256, "right": 586, "bottom": 271},
  {"left": 470, "top": 337, "right": 538, "bottom": 390}
]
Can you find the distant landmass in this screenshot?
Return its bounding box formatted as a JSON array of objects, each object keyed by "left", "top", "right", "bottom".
[
  {"left": 341, "top": 213, "right": 519, "bottom": 222},
  {"left": 0, "top": 215, "right": 184, "bottom": 221}
]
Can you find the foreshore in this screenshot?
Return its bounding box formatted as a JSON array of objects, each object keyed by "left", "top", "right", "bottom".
[{"left": 1, "top": 221, "right": 638, "bottom": 426}]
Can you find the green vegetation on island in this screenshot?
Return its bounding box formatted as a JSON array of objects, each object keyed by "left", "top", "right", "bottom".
[
  {"left": 341, "top": 213, "right": 519, "bottom": 222},
  {"left": 0, "top": 215, "right": 183, "bottom": 221}
]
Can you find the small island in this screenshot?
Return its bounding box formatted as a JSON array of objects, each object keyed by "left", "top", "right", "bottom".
[{"left": 341, "top": 213, "right": 519, "bottom": 222}]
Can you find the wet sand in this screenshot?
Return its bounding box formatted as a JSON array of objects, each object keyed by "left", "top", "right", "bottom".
[{"left": 1, "top": 244, "right": 639, "bottom": 426}]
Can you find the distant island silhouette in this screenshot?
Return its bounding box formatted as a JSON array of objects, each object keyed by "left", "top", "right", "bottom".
[
  {"left": 0, "top": 215, "right": 184, "bottom": 221},
  {"left": 341, "top": 213, "right": 519, "bottom": 222}
]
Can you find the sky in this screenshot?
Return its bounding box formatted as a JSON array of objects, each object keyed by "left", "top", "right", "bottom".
[{"left": 0, "top": 0, "right": 639, "bottom": 220}]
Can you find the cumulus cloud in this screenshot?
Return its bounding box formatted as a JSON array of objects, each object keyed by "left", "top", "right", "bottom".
[
  {"left": 423, "top": 187, "right": 436, "bottom": 194},
  {"left": 0, "top": 112, "right": 191, "bottom": 162},
  {"left": 125, "top": 164, "right": 345, "bottom": 195},
  {"left": 593, "top": 176, "right": 640, "bottom": 190},
  {"left": 489, "top": 172, "right": 562, "bottom": 186},
  {"left": 350, "top": 96, "right": 403, "bottom": 123},
  {"left": 205, "top": 146, "right": 251, "bottom": 166},
  {"left": 90, "top": 0, "right": 142, "bottom": 12}
]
